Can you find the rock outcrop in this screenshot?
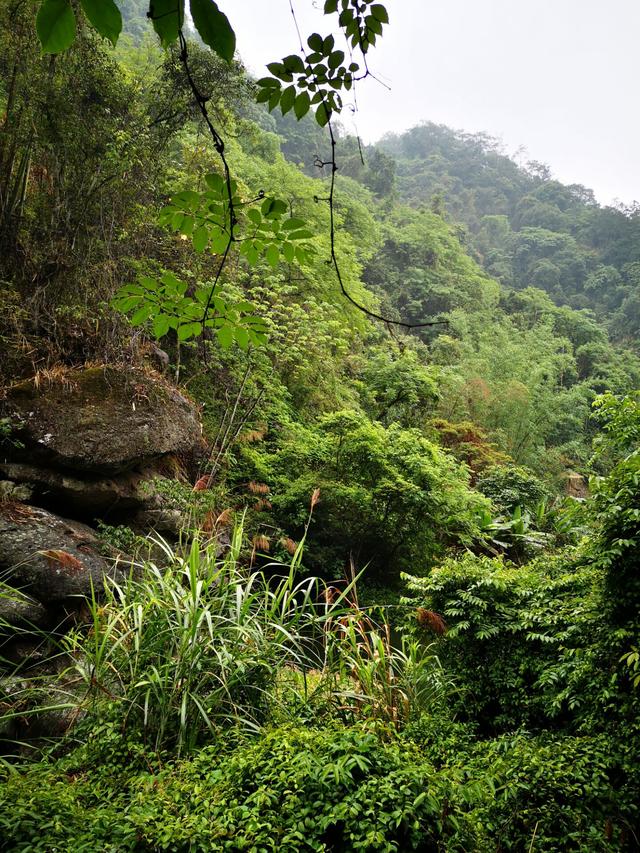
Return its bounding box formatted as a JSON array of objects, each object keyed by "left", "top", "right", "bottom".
[
  {"left": 2, "top": 366, "right": 203, "bottom": 475},
  {"left": 0, "top": 365, "right": 207, "bottom": 604},
  {"left": 0, "top": 365, "right": 208, "bottom": 745},
  {"left": 0, "top": 460, "right": 176, "bottom": 517},
  {"left": 0, "top": 503, "right": 125, "bottom": 604}
]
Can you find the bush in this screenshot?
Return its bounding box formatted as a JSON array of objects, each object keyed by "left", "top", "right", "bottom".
[
  {"left": 260, "top": 409, "right": 489, "bottom": 579},
  {"left": 590, "top": 392, "right": 640, "bottom": 625},
  {"left": 403, "top": 551, "right": 605, "bottom": 730},
  {"left": 0, "top": 724, "right": 488, "bottom": 851},
  {"left": 2, "top": 722, "right": 638, "bottom": 851},
  {"left": 477, "top": 464, "right": 548, "bottom": 514},
  {"left": 466, "top": 732, "right": 640, "bottom": 852}
]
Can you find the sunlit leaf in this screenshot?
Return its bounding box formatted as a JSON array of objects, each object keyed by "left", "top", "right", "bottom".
[
  {"left": 36, "top": 0, "right": 76, "bottom": 54},
  {"left": 78, "top": 0, "right": 121, "bottom": 45}
]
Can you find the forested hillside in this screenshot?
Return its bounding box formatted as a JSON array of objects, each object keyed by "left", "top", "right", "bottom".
[
  {"left": 377, "top": 123, "right": 640, "bottom": 341},
  {"left": 0, "top": 2, "right": 638, "bottom": 850}
]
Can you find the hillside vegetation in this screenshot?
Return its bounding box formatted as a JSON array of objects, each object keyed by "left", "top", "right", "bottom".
[{"left": 0, "top": 2, "right": 638, "bottom": 850}]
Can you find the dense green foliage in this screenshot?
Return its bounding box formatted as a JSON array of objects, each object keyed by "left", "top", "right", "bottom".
[
  {"left": 1, "top": 3, "right": 639, "bottom": 850},
  {"left": 377, "top": 122, "right": 640, "bottom": 341}
]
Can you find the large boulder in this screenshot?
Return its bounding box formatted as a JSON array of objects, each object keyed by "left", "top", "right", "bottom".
[
  {"left": 0, "top": 503, "right": 127, "bottom": 604},
  {"left": 1, "top": 366, "right": 204, "bottom": 475}
]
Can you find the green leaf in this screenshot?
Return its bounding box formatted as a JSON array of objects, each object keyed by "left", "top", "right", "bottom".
[
  {"left": 171, "top": 211, "right": 186, "bottom": 231},
  {"left": 180, "top": 215, "right": 195, "bottom": 235},
  {"left": 294, "top": 91, "right": 311, "bottom": 120},
  {"left": 152, "top": 314, "right": 171, "bottom": 338},
  {"left": 307, "top": 33, "right": 323, "bottom": 52},
  {"left": 280, "top": 85, "right": 296, "bottom": 115},
  {"left": 160, "top": 271, "right": 183, "bottom": 289},
  {"left": 282, "top": 242, "right": 295, "bottom": 263},
  {"left": 315, "top": 102, "right": 330, "bottom": 127},
  {"left": 256, "top": 76, "right": 281, "bottom": 90},
  {"left": 234, "top": 327, "right": 249, "bottom": 350},
  {"left": 131, "top": 305, "right": 154, "bottom": 325},
  {"left": 265, "top": 244, "right": 279, "bottom": 268},
  {"left": 261, "top": 198, "right": 288, "bottom": 218},
  {"left": 371, "top": 4, "right": 389, "bottom": 23},
  {"left": 283, "top": 54, "right": 305, "bottom": 74},
  {"left": 328, "top": 50, "right": 345, "bottom": 70},
  {"left": 36, "top": 0, "right": 76, "bottom": 54},
  {"left": 267, "top": 62, "right": 292, "bottom": 82},
  {"left": 149, "top": 0, "right": 184, "bottom": 48},
  {"left": 365, "top": 14, "right": 383, "bottom": 35},
  {"left": 323, "top": 0, "right": 338, "bottom": 12},
  {"left": 189, "top": 0, "right": 236, "bottom": 62},
  {"left": 247, "top": 208, "right": 262, "bottom": 226},
  {"left": 158, "top": 205, "right": 175, "bottom": 225},
  {"left": 210, "top": 231, "right": 230, "bottom": 254},
  {"left": 268, "top": 90, "right": 281, "bottom": 112},
  {"left": 178, "top": 321, "right": 201, "bottom": 341},
  {"left": 322, "top": 34, "right": 335, "bottom": 55},
  {"left": 172, "top": 190, "right": 201, "bottom": 211},
  {"left": 217, "top": 324, "right": 234, "bottom": 348},
  {"left": 78, "top": 0, "right": 121, "bottom": 45},
  {"left": 113, "top": 296, "right": 141, "bottom": 312},
  {"left": 281, "top": 217, "right": 306, "bottom": 231},
  {"left": 192, "top": 225, "right": 209, "bottom": 253},
  {"left": 287, "top": 229, "right": 314, "bottom": 240},
  {"left": 247, "top": 246, "right": 260, "bottom": 266},
  {"left": 205, "top": 172, "right": 225, "bottom": 194}
]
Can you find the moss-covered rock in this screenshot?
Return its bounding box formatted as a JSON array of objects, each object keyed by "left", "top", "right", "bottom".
[{"left": 2, "top": 366, "right": 204, "bottom": 475}]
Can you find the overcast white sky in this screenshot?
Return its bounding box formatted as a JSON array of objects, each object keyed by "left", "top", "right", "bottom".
[{"left": 229, "top": 0, "right": 640, "bottom": 206}]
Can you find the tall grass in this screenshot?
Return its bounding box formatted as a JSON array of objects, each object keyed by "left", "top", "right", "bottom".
[
  {"left": 325, "top": 612, "right": 451, "bottom": 728},
  {"left": 63, "top": 520, "right": 339, "bottom": 753},
  {"left": 2, "top": 517, "right": 452, "bottom": 756}
]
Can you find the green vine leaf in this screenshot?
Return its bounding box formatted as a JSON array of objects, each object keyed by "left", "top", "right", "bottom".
[
  {"left": 36, "top": 0, "right": 76, "bottom": 54},
  {"left": 189, "top": 0, "right": 236, "bottom": 62},
  {"left": 78, "top": 0, "right": 122, "bottom": 46},
  {"left": 149, "top": 0, "right": 184, "bottom": 48}
]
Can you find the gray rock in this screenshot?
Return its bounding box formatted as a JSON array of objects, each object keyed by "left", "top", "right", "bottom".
[
  {"left": 0, "top": 588, "right": 48, "bottom": 630},
  {"left": 0, "top": 480, "right": 33, "bottom": 502},
  {"left": 0, "top": 503, "right": 127, "bottom": 604},
  {"left": 2, "top": 365, "right": 204, "bottom": 475}
]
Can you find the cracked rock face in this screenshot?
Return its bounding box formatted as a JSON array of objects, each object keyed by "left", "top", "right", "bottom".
[
  {"left": 0, "top": 460, "right": 175, "bottom": 517},
  {"left": 2, "top": 366, "right": 204, "bottom": 475},
  {"left": 0, "top": 503, "right": 126, "bottom": 604}
]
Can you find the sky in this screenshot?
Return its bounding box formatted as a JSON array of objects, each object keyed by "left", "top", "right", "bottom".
[{"left": 228, "top": 0, "right": 640, "bottom": 207}]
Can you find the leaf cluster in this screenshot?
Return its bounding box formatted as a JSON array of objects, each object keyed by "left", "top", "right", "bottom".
[{"left": 256, "top": 1, "right": 389, "bottom": 126}]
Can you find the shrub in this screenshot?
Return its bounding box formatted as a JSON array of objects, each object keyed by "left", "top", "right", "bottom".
[
  {"left": 2, "top": 723, "right": 638, "bottom": 851},
  {"left": 477, "top": 464, "right": 548, "bottom": 514},
  {"left": 589, "top": 392, "right": 640, "bottom": 625},
  {"left": 466, "top": 732, "right": 640, "bottom": 851},
  {"left": 0, "top": 724, "right": 489, "bottom": 851},
  {"left": 262, "top": 409, "right": 490, "bottom": 579},
  {"left": 402, "top": 551, "right": 605, "bottom": 730}
]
